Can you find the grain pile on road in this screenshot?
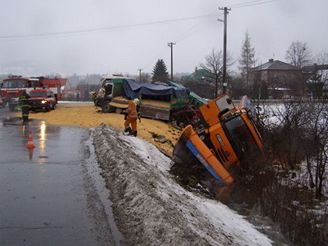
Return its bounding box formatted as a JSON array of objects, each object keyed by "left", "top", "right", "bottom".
[{"left": 27, "top": 103, "right": 180, "bottom": 155}]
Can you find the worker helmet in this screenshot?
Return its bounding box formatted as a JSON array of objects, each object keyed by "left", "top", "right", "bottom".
[{"left": 133, "top": 98, "right": 140, "bottom": 105}]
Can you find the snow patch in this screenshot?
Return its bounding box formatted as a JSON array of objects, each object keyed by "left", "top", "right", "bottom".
[{"left": 93, "top": 126, "right": 272, "bottom": 245}]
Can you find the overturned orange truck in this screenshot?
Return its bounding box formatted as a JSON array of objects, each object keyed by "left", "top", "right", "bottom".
[{"left": 172, "top": 95, "right": 264, "bottom": 187}]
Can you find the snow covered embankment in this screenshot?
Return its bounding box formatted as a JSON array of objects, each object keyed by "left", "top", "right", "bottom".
[{"left": 93, "top": 125, "right": 272, "bottom": 246}]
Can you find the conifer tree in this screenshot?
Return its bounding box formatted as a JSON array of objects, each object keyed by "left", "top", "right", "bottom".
[
  {"left": 239, "top": 31, "right": 256, "bottom": 93},
  {"left": 152, "top": 59, "right": 169, "bottom": 82}
]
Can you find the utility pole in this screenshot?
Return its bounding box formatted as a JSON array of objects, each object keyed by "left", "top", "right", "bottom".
[
  {"left": 246, "top": 49, "right": 249, "bottom": 95},
  {"left": 168, "top": 42, "right": 176, "bottom": 81},
  {"left": 138, "top": 69, "right": 142, "bottom": 82},
  {"left": 219, "top": 7, "right": 230, "bottom": 94}
]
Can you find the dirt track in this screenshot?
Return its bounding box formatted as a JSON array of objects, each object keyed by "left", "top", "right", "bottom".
[{"left": 26, "top": 103, "right": 180, "bottom": 156}]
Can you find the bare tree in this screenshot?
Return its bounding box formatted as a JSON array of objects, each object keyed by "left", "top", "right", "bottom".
[
  {"left": 315, "top": 51, "right": 328, "bottom": 82},
  {"left": 304, "top": 103, "right": 328, "bottom": 200},
  {"left": 200, "top": 49, "right": 232, "bottom": 98},
  {"left": 285, "top": 41, "right": 312, "bottom": 69},
  {"left": 307, "top": 51, "right": 328, "bottom": 98},
  {"left": 269, "top": 101, "right": 310, "bottom": 169},
  {"left": 239, "top": 31, "right": 256, "bottom": 94},
  {"left": 139, "top": 72, "right": 151, "bottom": 83},
  {"left": 269, "top": 100, "right": 328, "bottom": 199}
]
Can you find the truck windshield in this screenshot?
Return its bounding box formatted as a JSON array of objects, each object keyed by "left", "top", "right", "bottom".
[
  {"left": 30, "top": 91, "right": 47, "bottom": 97},
  {"left": 222, "top": 115, "right": 259, "bottom": 161},
  {"left": 103, "top": 81, "right": 113, "bottom": 95},
  {"left": 2, "top": 80, "right": 29, "bottom": 88}
]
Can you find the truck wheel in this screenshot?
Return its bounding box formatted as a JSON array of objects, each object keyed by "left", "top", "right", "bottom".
[{"left": 102, "top": 103, "right": 114, "bottom": 113}]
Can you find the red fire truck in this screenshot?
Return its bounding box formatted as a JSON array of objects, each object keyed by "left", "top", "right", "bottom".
[{"left": 0, "top": 76, "right": 67, "bottom": 111}]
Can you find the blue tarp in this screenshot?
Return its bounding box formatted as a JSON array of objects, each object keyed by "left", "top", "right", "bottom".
[
  {"left": 123, "top": 79, "right": 141, "bottom": 99},
  {"left": 139, "top": 82, "right": 174, "bottom": 96},
  {"left": 123, "top": 80, "right": 189, "bottom": 99},
  {"left": 168, "top": 81, "right": 190, "bottom": 98}
]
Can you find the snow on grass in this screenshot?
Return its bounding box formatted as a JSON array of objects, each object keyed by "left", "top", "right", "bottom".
[
  {"left": 261, "top": 103, "right": 284, "bottom": 126},
  {"left": 198, "top": 200, "right": 271, "bottom": 246},
  {"left": 122, "top": 133, "right": 272, "bottom": 246},
  {"left": 127, "top": 134, "right": 171, "bottom": 173}
]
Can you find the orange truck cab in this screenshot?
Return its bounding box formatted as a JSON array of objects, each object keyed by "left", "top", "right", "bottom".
[{"left": 173, "top": 95, "right": 263, "bottom": 186}]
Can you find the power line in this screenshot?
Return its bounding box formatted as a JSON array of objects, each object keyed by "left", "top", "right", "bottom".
[
  {"left": 140, "top": 21, "right": 211, "bottom": 71},
  {"left": 175, "top": 22, "right": 202, "bottom": 44},
  {"left": 231, "top": 0, "right": 271, "bottom": 7},
  {"left": 0, "top": 13, "right": 219, "bottom": 40},
  {"left": 140, "top": 47, "right": 168, "bottom": 71},
  {"left": 232, "top": 0, "right": 279, "bottom": 9}
]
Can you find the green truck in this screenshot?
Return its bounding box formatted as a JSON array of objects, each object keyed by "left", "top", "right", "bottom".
[{"left": 92, "top": 75, "right": 206, "bottom": 123}]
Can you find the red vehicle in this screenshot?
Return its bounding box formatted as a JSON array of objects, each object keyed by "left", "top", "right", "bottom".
[
  {"left": 0, "top": 95, "right": 4, "bottom": 108},
  {"left": 34, "top": 77, "right": 67, "bottom": 101},
  {"left": 28, "top": 88, "right": 57, "bottom": 111},
  {"left": 0, "top": 76, "right": 67, "bottom": 111},
  {"left": 0, "top": 76, "right": 31, "bottom": 110}
]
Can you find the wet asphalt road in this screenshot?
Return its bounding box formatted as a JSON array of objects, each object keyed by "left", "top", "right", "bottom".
[{"left": 0, "top": 108, "right": 118, "bottom": 246}]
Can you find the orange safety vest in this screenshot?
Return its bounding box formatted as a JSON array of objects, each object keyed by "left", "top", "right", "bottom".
[{"left": 127, "top": 101, "right": 138, "bottom": 119}]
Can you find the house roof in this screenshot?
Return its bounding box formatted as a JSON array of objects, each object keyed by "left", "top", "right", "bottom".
[{"left": 253, "top": 59, "right": 298, "bottom": 71}]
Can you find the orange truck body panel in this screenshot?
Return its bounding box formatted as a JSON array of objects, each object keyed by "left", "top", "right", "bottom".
[
  {"left": 208, "top": 123, "right": 239, "bottom": 168},
  {"left": 181, "top": 125, "right": 234, "bottom": 186},
  {"left": 174, "top": 94, "right": 264, "bottom": 187},
  {"left": 240, "top": 113, "right": 264, "bottom": 152}
]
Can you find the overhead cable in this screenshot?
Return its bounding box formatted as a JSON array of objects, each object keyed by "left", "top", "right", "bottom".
[{"left": 0, "top": 13, "right": 219, "bottom": 40}]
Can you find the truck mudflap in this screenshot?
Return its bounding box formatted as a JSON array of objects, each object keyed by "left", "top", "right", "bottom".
[{"left": 173, "top": 125, "right": 234, "bottom": 186}]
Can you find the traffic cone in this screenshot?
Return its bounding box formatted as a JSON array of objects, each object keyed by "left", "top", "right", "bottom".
[
  {"left": 28, "top": 148, "right": 34, "bottom": 160},
  {"left": 26, "top": 130, "right": 35, "bottom": 149}
]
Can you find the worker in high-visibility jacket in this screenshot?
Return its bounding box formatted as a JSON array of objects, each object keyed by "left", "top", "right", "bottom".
[
  {"left": 124, "top": 98, "right": 141, "bottom": 136},
  {"left": 19, "top": 90, "right": 31, "bottom": 124}
]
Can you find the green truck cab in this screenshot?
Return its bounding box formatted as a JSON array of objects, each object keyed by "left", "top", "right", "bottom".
[{"left": 92, "top": 75, "right": 128, "bottom": 113}]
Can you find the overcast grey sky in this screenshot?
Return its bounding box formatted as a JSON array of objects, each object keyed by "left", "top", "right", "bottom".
[{"left": 0, "top": 0, "right": 327, "bottom": 76}]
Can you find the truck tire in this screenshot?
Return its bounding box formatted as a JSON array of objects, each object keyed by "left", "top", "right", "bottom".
[{"left": 101, "top": 102, "right": 115, "bottom": 113}]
